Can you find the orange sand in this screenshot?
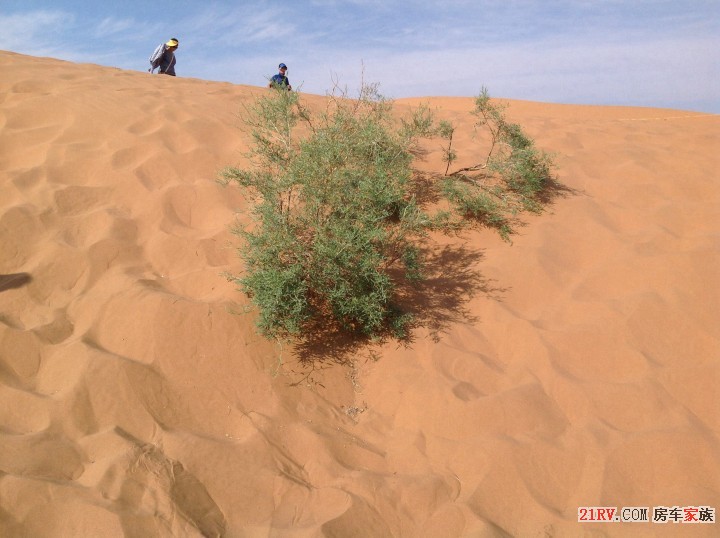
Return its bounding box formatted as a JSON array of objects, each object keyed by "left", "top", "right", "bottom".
[{"left": 1, "top": 50, "right": 718, "bottom": 537}]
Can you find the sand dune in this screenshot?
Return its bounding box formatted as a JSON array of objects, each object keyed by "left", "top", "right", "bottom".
[{"left": 1, "top": 50, "right": 718, "bottom": 537}]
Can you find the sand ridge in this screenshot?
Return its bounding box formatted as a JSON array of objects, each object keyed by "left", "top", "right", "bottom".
[{"left": 1, "top": 50, "right": 719, "bottom": 536}]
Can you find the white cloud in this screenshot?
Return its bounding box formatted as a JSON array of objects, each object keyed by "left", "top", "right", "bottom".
[
  {"left": 0, "top": 10, "right": 76, "bottom": 54},
  {"left": 95, "top": 17, "right": 136, "bottom": 36},
  {"left": 173, "top": 4, "right": 296, "bottom": 47}
]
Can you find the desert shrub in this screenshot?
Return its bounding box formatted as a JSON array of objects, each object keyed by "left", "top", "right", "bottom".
[
  {"left": 439, "top": 87, "right": 556, "bottom": 235},
  {"left": 441, "top": 180, "right": 513, "bottom": 241},
  {"left": 221, "top": 85, "right": 430, "bottom": 340},
  {"left": 221, "top": 84, "right": 557, "bottom": 341}
]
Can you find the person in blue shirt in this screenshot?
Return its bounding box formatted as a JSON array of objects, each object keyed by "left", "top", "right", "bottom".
[{"left": 269, "top": 63, "right": 292, "bottom": 90}]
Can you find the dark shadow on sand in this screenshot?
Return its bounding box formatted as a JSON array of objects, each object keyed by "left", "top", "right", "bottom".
[
  {"left": 289, "top": 242, "right": 507, "bottom": 370},
  {"left": 0, "top": 273, "right": 32, "bottom": 292},
  {"left": 536, "top": 175, "right": 582, "bottom": 206}
]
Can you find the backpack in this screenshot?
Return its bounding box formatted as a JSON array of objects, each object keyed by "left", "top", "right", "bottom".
[{"left": 149, "top": 44, "right": 166, "bottom": 72}]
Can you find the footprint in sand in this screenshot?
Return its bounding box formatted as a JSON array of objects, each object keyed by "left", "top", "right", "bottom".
[
  {"left": 0, "top": 327, "right": 43, "bottom": 391},
  {"left": 0, "top": 205, "right": 45, "bottom": 269},
  {"left": 54, "top": 185, "right": 111, "bottom": 216},
  {"left": 84, "top": 432, "right": 228, "bottom": 537},
  {"left": 126, "top": 116, "right": 164, "bottom": 136}
]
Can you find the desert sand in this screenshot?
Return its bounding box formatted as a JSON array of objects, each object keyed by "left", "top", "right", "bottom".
[{"left": 0, "top": 50, "right": 718, "bottom": 537}]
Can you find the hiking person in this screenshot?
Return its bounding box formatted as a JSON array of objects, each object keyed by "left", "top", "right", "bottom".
[
  {"left": 269, "top": 63, "right": 292, "bottom": 90},
  {"left": 149, "top": 38, "right": 179, "bottom": 76}
]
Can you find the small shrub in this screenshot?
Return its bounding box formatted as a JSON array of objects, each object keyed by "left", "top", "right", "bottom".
[
  {"left": 221, "top": 85, "right": 430, "bottom": 340},
  {"left": 221, "top": 84, "right": 558, "bottom": 342},
  {"left": 439, "top": 87, "right": 556, "bottom": 237},
  {"left": 441, "top": 179, "right": 514, "bottom": 241}
]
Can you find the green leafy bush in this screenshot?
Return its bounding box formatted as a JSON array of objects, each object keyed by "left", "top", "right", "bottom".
[
  {"left": 439, "top": 87, "right": 556, "bottom": 233},
  {"left": 221, "top": 85, "right": 558, "bottom": 341},
  {"left": 221, "top": 85, "right": 430, "bottom": 339}
]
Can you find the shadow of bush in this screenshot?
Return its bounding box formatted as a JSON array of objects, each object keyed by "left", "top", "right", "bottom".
[{"left": 290, "top": 241, "right": 506, "bottom": 367}]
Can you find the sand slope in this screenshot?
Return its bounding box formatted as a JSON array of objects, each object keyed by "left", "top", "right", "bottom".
[{"left": 0, "top": 50, "right": 718, "bottom": 537}]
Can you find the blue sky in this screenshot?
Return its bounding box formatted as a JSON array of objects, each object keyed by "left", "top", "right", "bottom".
[{"left": 1, "top": 1, "right": 718, "bottom": 112}]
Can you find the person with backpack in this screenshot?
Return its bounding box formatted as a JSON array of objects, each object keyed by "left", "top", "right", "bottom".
[
  {"left": 149, "top": 38, "right": 179, "bottom": 76},
  {"left": 269, "top": 63, "right": 292, "bottom": 90}
]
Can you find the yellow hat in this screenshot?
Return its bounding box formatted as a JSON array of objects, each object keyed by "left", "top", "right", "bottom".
[{"left": 166, "top": 39, "right": 179, "bottom": 47}]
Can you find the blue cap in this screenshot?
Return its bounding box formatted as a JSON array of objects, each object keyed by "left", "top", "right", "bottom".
[{"left": 279, "top": 63, "right": 287, "bottom": 69}]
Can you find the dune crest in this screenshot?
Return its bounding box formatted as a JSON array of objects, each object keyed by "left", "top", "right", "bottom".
[{"left": 1, "top": 50, "right": 718, "bottom": 536}]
